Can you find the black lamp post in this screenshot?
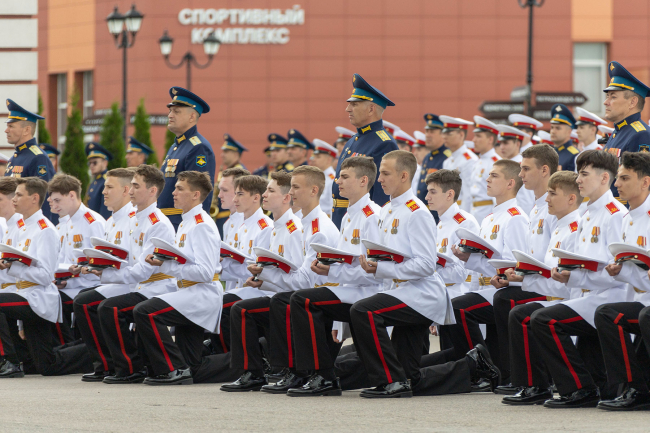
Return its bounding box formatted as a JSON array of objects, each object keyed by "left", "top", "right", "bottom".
[
  {"left": 106, "top": 4, "right": 144, "bottom": 142},
  {"left": 518, "top": 0, "right": 544, "bottom": 115},
  {"left": 159, "top": 30, "right": 221, "bottom": 91}
]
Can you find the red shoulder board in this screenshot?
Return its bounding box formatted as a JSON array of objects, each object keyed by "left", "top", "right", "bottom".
[
  {"left": 148, "top": 212, "right": 160, "bottom": 225},
  {"left": 362, "top": 205, "right": 374, "bottom": 218},
  {"left": 286, "top": 219, "right": 297, "bottom": 234},
  {"left": 128, "top": 211, "right": 136, "bottom": 218},
  {"left": 453, "top": 213, "right": 466, "bottom": 224},
  {"left": 406, "top": 199, "right": 419, "bottom": 212},
  {"left": 195, "top": 214, "right": 204, "bottom": 224},
  {"left": 491, "top": 156, "right": 498, "bottom": 162},
  {"left": 311, "top": 218, "right": 320, "bottom": 235},
  {"left": 569, "top": 221, "right": 578, "bottom": 233},
  {"left": 258, "top": 218, "right": 269, "bottom": 230},
  {"left": 605, "top": 202, "right": 619, "bottom": 215},
  {"left": 17, "top": 219, "right": 24, "bottom": 229},
  {"left": 83, "top": 212, "right": 95, "bottom": 224},
  {"left": 648, "top": 210, "right": 650, "bottom": 218},
  {"left": 328, "top": 173, "right": 335, "bottom": 180},
  {"left": 463, "top": 152, "right": 472, "bottom": 160},
  {"left": 38, "top": 219, "right": 48, "bottom": 230},
  {"left": 507, "top": 207, "right": 520, "bottom": 217}
]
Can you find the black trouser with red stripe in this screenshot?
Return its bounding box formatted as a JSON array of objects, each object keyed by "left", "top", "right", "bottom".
[
  {"left": 350, "top": 293, "right": 430, "bottom": 386},
  {"left": 594, "top": 302, "right": 650, "bottom": 393},
  {"left": 97, "top": 292, "right": 148, "bottom": 377},
  {"left": 509, "top": 302, "right": 550, "bottom": 388},
  {"left": 0, "top": 293, "right": 91, "bottom": 375},
  {"left": 57, "top": 292, "right": 76, "bottom": 344},
  {"left": 447, "top": 293, "right": 494, "bottom": 361},
  {"left": 210, "top": 293, "right": 241, "bottom": 354},
  {"left": 133, "top": 297, "right": 204, "bottom": 376},
  {"left": 229, "top": 296, "right": 271, "bottom": 377},
  {"left": 268, "top": 291, "right": 299, "bottom": 371},
  {"left": 531, "top": 304, "right": 608, "bottom": 396},
  {"left": 492, "top": 287, "right": 547, "bottom": 382},
  {"left": 639, "top": 306, "right": 650, "bottom": 363},
  {"left": 290, "top": 288, "right": 349, "bottom": 380},
  {"left": 73, "top": 289, "right": 111, "bottom": 373}
]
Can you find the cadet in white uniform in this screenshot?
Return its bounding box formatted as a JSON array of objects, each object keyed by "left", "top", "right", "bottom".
[
  {"left": 575, "top": 107, "right": 607, "bottom": 152},
  {"left": 532, "top": 150, "right": 629, "bottom": 408},
  {"left": 497, "top": 125, "right": 535, "bottom": 216},
  {"left": 0, "top": 178, "right": 21, "bottom": 293},
  {"left": 309, "top": 139, "right": 338, "bottom": 218},
  {"left": 135, "top": 171, "right": 222, "bottom": 385},
  {"left": 440, "top": 116, "right": 478, "bottom": 213},
  {"left": 508, "top": 114, "right": 543, "bottom": 154},
  {"left": 470, "top": 117, "right": 501, "bottom": 222}
]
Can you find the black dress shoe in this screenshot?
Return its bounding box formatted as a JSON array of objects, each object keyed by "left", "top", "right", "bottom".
[
  {"left": 287, "top": 374, "right": 342, "bottom": 397},
  {"left": 544, "top": 387, "right": 599, "bottom": 409},
  {"left": 597, "top": 387, "right": 650, "bottom": 411},
  {"left": 471, "top": 378, "right": 492, "bottom": 393},
  {"left": 103, "top": 369, "right": 147, "bottom": 384},
  {"left": 360, "top": 381, "right": 412, "bottom": 399},
  {"left": 261, "top": 371, "right": 308, "bottom": 394},
  {"left": 143, "top": 368, "right": 193, "bottom": 386},
  {"left": 0, "top": 360, "right": 24, "bottom": 378},
  {"left": 494, "top": 383, "right": 523, "bottom": 395},
  {"left": 220, "top": 371, "right": 267, "bottom": 392},
  {"left": 265, "top": 367, "right": 289, "bottom": 383},
  {"left": 81, "top": 371, "right": 113, "bottom": 382},
  {"left": 502, "top": 386, "right": 553, "bottom": 405},
  {"left": 466, "top": 344, "right": 500, "bottom": 392}
]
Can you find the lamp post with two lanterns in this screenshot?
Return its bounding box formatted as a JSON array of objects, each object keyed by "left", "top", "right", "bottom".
[{"left": 158, "top": 30, "right": 221, "bottom": 91}]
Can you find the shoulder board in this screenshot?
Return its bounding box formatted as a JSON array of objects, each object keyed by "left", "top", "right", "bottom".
[
  {"left": 257, "top": 218, "right": 269, "bottom": 230},
  {"left": 17, "top": 219, "right": 24, "bottom": 228},
  {"left": 195, "top": 214, "right": 204, "bottom": 224},
  {"left": 328, "top": 173, "right": 335, "bottom": 180},
  {"left": 83, "top": 212, "right": 96, "bottom": 224},
  {"left": 605, "top": 202, "right": 620, "bottom": 215},
  {"left": 648, "top": 210, "right": 650, "bottom": 218},
  {"left": 507, "top": 207, "right": 520, "bottom": 217},
  {"left": 128, "top": 211, "right": 136, "bottom": 218},
  {"left": 631, "top": 121, "right": 647, "bottom": 132},
  {"left": 453, "top": 212, "right": 466, "bottom": 224},
  {"left": 285, "top": 163, "right": 294, "bottom": 170},
  {"left": 376, "top": 130, "right": 391, "bottom": 141},
  {"left": 569, "top": 221, "right": 578, "bottom": 233},
  {"left": 443, "top": 149, "right": 452, "bottom": 157},
  {"left": 189, "top": 136, "right": 202, "bottom": 146},
  {"left": 311, "top": 218, "right": 320, "bottom": 235},
  {"left": 362, "top": 205, "right": 374, "bottom": 218},
  {"left": 491, "top": 156, "right": 498, "bottom": 162},
  {"left": 463, "top": 152, "right": 472, "bottom": 160},
  {"left": 38, "top": 219, "right": 48, "bottom": 230},
  {"left": 29, "top": 145, "right": 43, "bottom": 155},
  {"left": 405, "top": 199, "right": 420, "bottom": 212},
  {"left": 286, "top": 219, "right": 297, "bottom": 234},
  {"left": 148, "top": 212, "right": 160, "bottom": 225},
  {"left": 567, "top": 146, "right": 579, "bottom": 155}
]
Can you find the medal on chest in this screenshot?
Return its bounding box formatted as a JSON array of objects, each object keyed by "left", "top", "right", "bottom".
[
  {"left": 22, "top": 239, "right": 31, "bottom": 252},
  {"left": 391, "top": 219, "right": 399, "bottom": 234},
  {"left": 537, "top": 219, "right": 543, "bottom": 235},
  {"left": 440, "top": 238, "right": 448, "bottom": 253},
  {"left": 73, "top": 234, "right": 83, "bottom": 248},
  {"left": 179, "top": 234, "right": 187, "bottom": 248},
  {"left": 115, "top": 231, "right": 122, "bottom": 245},
  {"left": 351, "top": 229, "right": 360, "bottom": 245},
  {"left": 638, "top": 236, "right": 647, "bottom": 247},
  {"left": 138, "top": 233, "right": 144, "bottom": 247},
  {"left": 278, "top": 245, "right": 284, "bottom": 257},
  {"left": 233, "top": 233, "right": 239, "bottom": 249},
  {"left": 591, "top": 227, "right": 600, "bottom": 243},
  {"left": 248, "top": 240, "right": 253, "bottom": 255},
  {"left": 490, "top": 225, "right": 500, "bottom": 240}
]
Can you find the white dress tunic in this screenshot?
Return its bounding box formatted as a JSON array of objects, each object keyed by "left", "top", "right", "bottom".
[
  {"left": 469, "top": 148, "right": 500, "bottom": 222},
  {"left": 320, "top": 166, "right": 336, "bottom": 218},
  {"left": 222, "top": 211, "right": 244, "bottom": 292},
  {"left": 157, "top": 205, "right": 223, "bottom": 333},
  {"left": 526, "top": 193, "right": 556, "bottom": 262},
  {"left": 0, "top": 213, "right": 23, "bottom": 292},
  {"left": 443, "top": 144, "right": 478, "bottom": 213}
]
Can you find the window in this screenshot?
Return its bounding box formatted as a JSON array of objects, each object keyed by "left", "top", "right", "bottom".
[
  {"left": 573, "top": 43, "right": 607, "bottom": 115},
  {"left": 82, "top": 71, "right": 94, "bottom": 119},
  {"left": 56, "top": 73, "right": 68, "bottom": 145}
]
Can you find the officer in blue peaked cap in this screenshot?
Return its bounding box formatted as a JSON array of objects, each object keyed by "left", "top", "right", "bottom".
[
  {"left": 252, "top": 146, "right": 273, "bottom": 178},
  {"left": 126, "top": 136, "right": 154, "bottom": 167},
  {"left": 4, "top": 99, "right": 56, "bottom": 222},
  {"left": 84, "top": 142, "right": 113, "bottom": 219},
  {"left": 417, "top": 113, "right": 451, "bottom": 213},
  {"left": 286, "top": 129, "right": 312, "bottom": 168},
  {"left": 267, "top": 133, "right": 293, "bottom": 177},
  {"left": 159, "top": 86, "right": 215, "bottom": 230},
  {"left": 549, "top": 104, "right": 580, "bottom": 172},
  {"left": 211, "top": 133, "right": 247, "bottom": 236}
]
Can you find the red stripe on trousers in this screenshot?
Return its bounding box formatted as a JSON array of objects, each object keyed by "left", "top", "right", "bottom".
[
  {"left": 367, "top": 311, "right": 392, "bottom": 383},
  {"left": 614, "top": 313, "right": 632, "bottom": 382},
  {"left": 286, "top": 305, "right": 293, "bottom": 368},
  {"left": 548, "top": 319, "right": 582, "bottom": 389},
  {"left": 148, "top": 306, "right": 175, "bottom": 372},
  {"left": 120, "top": 306, "right": 135, "bottom": 312},
  {"left": 63, "top": 300, "right": 74, "bottom": 305},
  {"left": 373, "top": 303, "right": 407, "bottom": 314},
  {"left": 313, "top": 300, "right": 342, "bottom": 306},
  {"left": 88, "top": 300, "right": 103, "bottom": 307},
  {"left": 522, "top": 316, "right": 532, "bottom": 386},
  {"left": 460, "top": 309, "right": 474, "bottom": 349},
  {"left": 517, "top": 296, "right": 547, "bottom": 305},
  {"left": 305, "top": 299, "right": 319, "bottom": 370},
  {"left": 218, "top": 323, "right": 228, "bottom": 353},
  {"left": 114, "top": 307, "right": 133, "bottom": 374},
  {"left": 629, "top": 319, "right": 639, "bottom": 324},
  {"left": 241, "top": 309, "right": 248, "bottom": 370},
  {"left": 55, "top": 323, "right": 65, "bottom": 345},
  {"left": 83, "top": 303, "right": 109, "bottom": 371},
  {"left": 223, "top": 301, "right": 237, "bottom": 308},
  {"left": 0, "top": 302, "right": 29, "bottom": 356}
]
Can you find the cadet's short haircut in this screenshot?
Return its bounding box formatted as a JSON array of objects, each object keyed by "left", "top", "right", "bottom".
[
  {"left": 522, "top": 144, "right": 559, "bottom": 176},
  {"left": 340, "top": 156, "right": 377, "bottom": 191},
  {"left": 548, "top": 171, "right": 580, "bottom": 197},
  {"left": 270, "top": 171, "right": 292, "bottom": 194},
  {"left": 383, "top": 150, "right": 417, "bottom": 182},
  {"left": 292, "top": 166, "right": 326, "bottom": 198},
  {"left": 135, "top": 164, "right": 165, "bottom": 198},
  {"left": 177, "top": 171, "right": 213, "bottom": 201},
  {"left": 48, "top": 174, "right": 82, "bottom": 198},
  {"left": 222, "top": 167, "right": 250, "bottom": 179},
  {"left": 623, "top": 90, "right": 645, "bottom": 111},
  {"left": 426, "top": 169, "right": 462, "bottom": 201},
  {"left": 234, "top": 175, "right": 268, "bottom": 198},
  {"left": 576, "top": 150, "right": 618, "bottom": 186},
  {"left": 106, "top": 168, "right": 135, "bottom": 186},
  {"left": 0, "top": 177, "right": 18, "bottom": 197},
  {"left": 621, "top": 151, "right": 650, "bottom": 180},
  {"left": 493, "top": 159, "right": 524, "bottom": 193},
  {"left": 16, "top": 177, "right": 48, "bottom": 206}
]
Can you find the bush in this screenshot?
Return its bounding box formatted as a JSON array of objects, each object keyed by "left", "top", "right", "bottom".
[
  {"left": 100, "top": 103, "right": 127, "bottom": 170},
  {"left": 133, "top": 99, "right": 159, "bottom": 166},
  {"left": 59, "top": 92, "right": 90, "bottom": 195}
]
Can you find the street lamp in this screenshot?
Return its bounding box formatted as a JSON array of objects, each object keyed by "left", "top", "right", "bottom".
[
  {"left": 159, "top": 30, "right": 221, "bottom": 91},
  {"left": 518, "top": 0, "right": 544, "bottom": 116},
  {"left": 106, "top": 4, "right": 144, "bottom": 142}
]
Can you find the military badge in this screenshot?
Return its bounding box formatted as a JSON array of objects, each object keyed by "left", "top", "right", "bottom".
[
  {"left": 490, "top": 225, "right": 500, "bottom": 240},
  {"left": 179, "top": 234, "right": 187, "bottom": 248},
  {"left": 351, "top": 229, "right": 360, "bottom": 245},
  {"left": 115, "top": 231, "right": 122, "bottom": 245},
  {"left": 37, "top": 165, "right": 47, "bottom": 177},
  {"left": 391, "top": 219, "right": 399, "bottom": 234},
  {"left": 537, "top": 219, "right": 544, "bottom": 235},
  {"left": 638, "top": 236, "right": 647, "bottom": 247},
  {"left": 591, "top": 227, "right": 600, "bottom": 243},
  {"left": 248, "top": 240, "right": 253, "bottom": 254},
  {"left": 139, "top": 233, "right": 144, "bottom": 247},
  {"left": 196, "top": 155, "right": 207, "bottom": 167},
  {"left": 73, "top": 234, "right": 83, "bottom": 248},
  {"left": 278, "top": 245, "right": 284, "bottom": 257},
  {"left": 23, "top": 239, "right": 31, "bottom": 252},
  {"left": 440, "top": 238, "right": 448, "bottom": 253}
]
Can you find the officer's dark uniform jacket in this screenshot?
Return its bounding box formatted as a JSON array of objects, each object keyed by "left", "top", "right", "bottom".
[
  {"left": 86, "top": 171, "right": 111, "bottom": 220},
  {"left": 331, "top": 119, "right": 398, "bottom": 228},
  {"left": 555, "top": 140, "right": 579, "bottom": 172},
  {"left": 416, "top": 145, "right": 451, "bottom": 203},
  {"left": 159, "top": 125, "right": 215, "bottom": 228}
]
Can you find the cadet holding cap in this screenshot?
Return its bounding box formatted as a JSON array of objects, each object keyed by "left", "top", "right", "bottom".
[
  {"left": 85, "top": 142, "right": 113, "bottom": 220},
  {"left": 125, "top": 136, "right": 154, "bottom": 168},
  {"left": 416, "top": 114, "right": 451, "bottom": 216},
  {"left": 508, "top": 114, "right": 543, "bottom": 154},
  {"left": 575, "top": 107, "right": 607, "bottom": 152},
  {"left": 331, "top": 74, "right": 398, "bottom": 228},
  {"left": 211, "top": 133, "right": 247, "bottom": 237},
  {"left": 441, "top": 116, "right": 478, "bottom": 213},
  {"left": 159, "top": 87, "right": 216, "bottom": 231},
  {"left": 310, "top": 139, "right": 338, "bottom": 218},
  {"left": 549, "top": 104, "right": 580, "bottom": 172}
]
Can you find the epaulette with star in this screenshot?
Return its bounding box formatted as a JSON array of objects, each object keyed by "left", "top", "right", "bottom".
[
  {"left": 405, "top": 199, "right": 419, "bottom": 212},
  {"left": 286, "top": 220, "right": 297, "bottom": 234}
]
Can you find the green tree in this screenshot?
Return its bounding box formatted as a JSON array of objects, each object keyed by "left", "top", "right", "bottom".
[
  {"left": 99, "top": 103, "right": 127, "bottom": 169},
  {"left": 133, "top": 98, "right": 159, "bottom": 166},
  {"left": 164, "top": 128, "right": 176, "bottom": 154},
  {"left": 37, "top": 92, "right": 52, "bottom": 145},
  {"left": 60, "top": 92, "right": 90, "bottom": 195}
]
